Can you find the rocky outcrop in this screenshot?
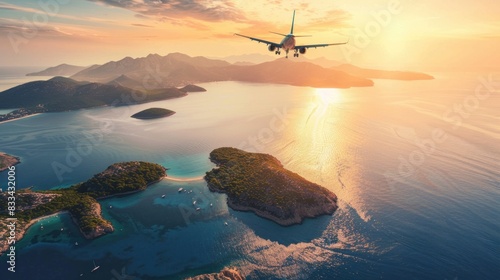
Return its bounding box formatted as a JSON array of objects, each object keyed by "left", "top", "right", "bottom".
[{"left": 187, "top": 267, "right": 244, "bottom": 280}]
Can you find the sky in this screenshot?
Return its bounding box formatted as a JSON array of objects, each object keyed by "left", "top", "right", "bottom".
[{"left": 0, "top": 0, "right": 499, "bottom": 71}]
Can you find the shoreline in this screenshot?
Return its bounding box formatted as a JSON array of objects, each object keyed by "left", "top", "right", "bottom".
[
  {"left": 0, "top": 113, "right": 41, "bottom": 125},
  {"left": 0, "top": 211, "right": 68, "bottom": 256}
]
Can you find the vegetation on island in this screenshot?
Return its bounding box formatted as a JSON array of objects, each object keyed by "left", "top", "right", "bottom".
[
  {"left": 0, "top": 161, "right": 166, "bottom": 252},
  {"left": 205, "top": 147, "right": 338, "bottom": 226},
  {"left": 131, "top": 108, "right": 176, "bottom": 119}
]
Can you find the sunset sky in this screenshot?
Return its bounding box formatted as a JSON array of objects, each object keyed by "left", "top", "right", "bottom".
[{"left": 1, "top": 0, "right": 499, "bottom": 70}]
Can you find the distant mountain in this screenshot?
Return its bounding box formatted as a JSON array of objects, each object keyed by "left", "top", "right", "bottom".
[
  {"left": 215, "top": 58, "right": 373, "bottom": 88},
  {"left": 179, "top": 84, "right": 207, "bottom": 92},
  {"left": 333, "top": 64, "right": 434, "bottom": 80},
  {"left": 26, "top": 64, "right": 87, "bottom": 77},
  {"left": 0, "top": 76, "right": 187, "bottom": 112},
  {"left": 107, "top": 74, "right": 142, "bottom": 89},
  {"left": 72, "top": 53, "right": 230, "bottom": 88},
  {"left": 217, "top": 53, "right": 276, "bottom": 64}
]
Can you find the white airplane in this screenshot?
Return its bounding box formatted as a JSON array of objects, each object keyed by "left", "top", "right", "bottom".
[{"left": 235, "top": 10, "right": 348, "bottom": 58}]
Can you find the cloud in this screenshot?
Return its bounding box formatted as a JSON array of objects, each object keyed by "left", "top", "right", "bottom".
[
  {"left": 87, "top": 0, "right": 247, "bottom": 22},
  {"left": 132, "top": 23, "right": 153, "bottom": 27}
]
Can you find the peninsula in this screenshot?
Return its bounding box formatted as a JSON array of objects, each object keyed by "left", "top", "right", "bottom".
[
  {"left": 131, "top": 108, "right": 176, "bottom": 119},
  {"left": 0, "top": 152, "right": 20, "bottom": 172},
  {"left": 0, "top": 161, "right": 166, "bottom": 255},
  {"left": 204, "top": 147, "right": 338, "bottom": 226},
  {"left": 0, "top": 76, "right": 187, "bottom": 123}
]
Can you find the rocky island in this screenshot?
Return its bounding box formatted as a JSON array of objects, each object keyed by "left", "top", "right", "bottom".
[
  {"left": 131, "top": 108, "right": 176, "bottom": 119},
  {"left": 0, "top": 152, "right": 20, "bottom": 172},
  {"left": 187, "top": 267, "right": 244, "bottom": 280},
  {"left": 0, "top": 161, "right": 166, "bottom": 255},
  {"left": 204, "top": 147, "right": 338, "bottom": 226}
]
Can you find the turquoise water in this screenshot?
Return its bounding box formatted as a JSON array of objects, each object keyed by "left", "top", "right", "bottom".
[{"left": 0, "top": 74, "right": 499, "bottom": 279}]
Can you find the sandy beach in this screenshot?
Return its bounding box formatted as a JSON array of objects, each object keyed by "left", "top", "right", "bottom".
[
  {"left": 163, "top": 176, "right": 204, "bottom": 182},
  {"left": 0, "top": 113, "right": 41, "bottom": 125}
]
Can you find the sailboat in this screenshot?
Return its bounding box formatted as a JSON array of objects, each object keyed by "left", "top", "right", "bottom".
[{"left": 91, "top": 260, "right": 100, "bottom": 272}]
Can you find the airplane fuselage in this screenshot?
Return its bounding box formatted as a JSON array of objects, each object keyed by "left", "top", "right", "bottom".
[{"left": 280, "top": 35, "right": 296, "bottom": 51}]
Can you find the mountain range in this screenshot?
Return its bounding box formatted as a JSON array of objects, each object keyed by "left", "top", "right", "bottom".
[{"left": 26, "top": 53, "right": 433, "bottom": 89}]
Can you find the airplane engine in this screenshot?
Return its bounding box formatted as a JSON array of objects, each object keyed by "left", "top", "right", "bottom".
[
  {"left": 299, "top": 47, "right": 306, "bottom": 54},
  {"left": 268, "top": 45, "right": 276, "bottom": 52}
]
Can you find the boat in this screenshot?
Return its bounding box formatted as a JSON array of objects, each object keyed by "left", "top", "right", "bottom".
[
  {"left": 196, "top": 207, "right": 201, "bottom": 211},
  {"left": 210, "top": 203, "right": 213, "bottom": 207},
  {"left": 109, "top": 205, "right": 113, "bottom": 208},
  {"left": 224, "top": 222, "right": 228, "bottom": 226},
  {"left": 161, "top": 194, "right": 166, "bottom": 198},
  {"left": 91, "top": 260, "right": 100, "bottom": 272},
  {"left": 178, "top": 188, "right": 183, "bottom": 192},
  {"left": 192, "top": 200, "right": 197, "bottom": 205},
  {"left": 75, "top": 242, "right": 79, "bottom": 246}
]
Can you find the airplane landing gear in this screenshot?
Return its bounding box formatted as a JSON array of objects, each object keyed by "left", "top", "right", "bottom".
[{"left": 275, "top": 50, "right": 281, "bottom": 55}]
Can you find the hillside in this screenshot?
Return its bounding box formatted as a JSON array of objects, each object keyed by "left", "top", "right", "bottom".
[
  {"left": 26, "top": 64, "right": 87, "bottom": 76},
  {"left": 0, "top": 76, "right": 187, "bottom": 112},
  {"left": 205, "top": 147, "right": 338, "bottom": 226}
]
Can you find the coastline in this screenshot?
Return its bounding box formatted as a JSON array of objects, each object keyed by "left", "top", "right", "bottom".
[
  {"left": 0, "top": 152, "right": 20, "bottom": 172},
  {"left": 0, "top": 113, "right": 41, "bottom": 125},
  {"left": 0, "top": 211, "right": 68, "bottom": 256}
]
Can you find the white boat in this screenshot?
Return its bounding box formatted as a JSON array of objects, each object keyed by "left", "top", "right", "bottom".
[
  {"left": 224, "top": 222, "right": 228, "bottom": 226},
  {"left": 196, "top": 207, "right": 201, "bottom": 211},
  {"left": 192, "top": 200, "right": 197, "bottom": 205},
  {"left": 91, "top": 260, "right": 100, "bottom": 272},
  {"left": 161, "top": 194, "right": 166, "bottom": 198},
  {"left": 75, "top": 242, "right": 79, "bottom": 246},
  {"left": 109, "top": 205, "right": 113, "bottom": 208},
  {"left": 178, "top": 188, "right": 183, "bottom": 192},
  {"left": 210, "top": 203, "right": 213, "bottom": 207}
]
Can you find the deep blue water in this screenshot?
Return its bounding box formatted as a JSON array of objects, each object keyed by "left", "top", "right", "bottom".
[{"left": 0, "top": 74, "right": 499, "bottom": 279}]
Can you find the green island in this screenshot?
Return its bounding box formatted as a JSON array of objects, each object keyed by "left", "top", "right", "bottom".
[
  {"left": 131, "top": 108, "right": 176, "bottom": 119},
  {"left": 0, "top": 152, "right": 20, "bottom": 172},
  {"left": 204, "top": 147, "right": 338, "bottom": 226},
  {"left": 0, "top": 161, "right": 166, "bottom": 255}
]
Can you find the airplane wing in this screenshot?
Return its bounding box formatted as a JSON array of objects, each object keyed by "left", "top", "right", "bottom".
[
  {"left": 295, "top": 41, "right": 348, "bottom": 50},
  {"left": 234, "top": 33, "right": 281, "bottom": 47}
]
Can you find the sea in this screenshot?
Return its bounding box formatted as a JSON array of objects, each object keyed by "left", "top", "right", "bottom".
[{"left": 0, "top": 67, "right": 499, "bottom": 280}]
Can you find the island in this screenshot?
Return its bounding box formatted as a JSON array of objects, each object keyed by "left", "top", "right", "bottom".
[
  {"left": 0, "top": 161, "right": 166, "bottom": 255},
  {"left": 187, "top": 267, "right": 244, "bottom": 280},
  {"left": 204, "top": 147, "right": 338, "bottom": 226},
  {"left": 131, "top": 108, "right": 176, "bottom": 119},
  {"left": 0, "top": 152, "right": 20, "bottom": 172},
  {"left": 179, "top": 84, "right": 207, "bottom": 92}
]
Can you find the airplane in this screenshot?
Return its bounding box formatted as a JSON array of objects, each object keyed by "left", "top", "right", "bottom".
[{"left": 235, "top": 10, "right": 348, "bottom": 58}]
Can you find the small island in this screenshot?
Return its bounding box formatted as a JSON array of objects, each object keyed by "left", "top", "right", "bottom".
[
  {"left": 187, "top": 267, "right": 244, "bottom": 280},
  {"left": 0, "top": 161, "right": 166, "bottom": 255},
  {"left": 0, "top": 152, "right": 20, "bottom": 172},
  {"left": 131, "top": 108, "right": 176, "bottom": 119},
  {"left": 204, "top": 147, "right": 338, "bottom": 226},
  {"left": 179, "top": 84, "right": 207, "bottom": 92}
]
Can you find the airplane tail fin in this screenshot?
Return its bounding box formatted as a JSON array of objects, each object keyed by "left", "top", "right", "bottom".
[{"left": 290, "top": 10, "right": 296, "bottom": 34}]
